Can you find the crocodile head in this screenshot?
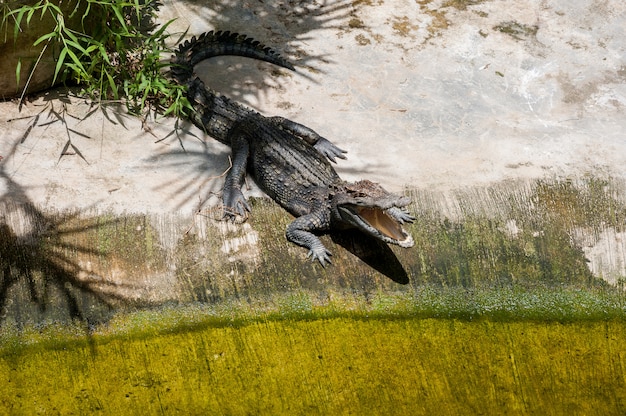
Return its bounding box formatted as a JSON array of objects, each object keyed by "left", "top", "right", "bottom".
[{"left": 332, "top": 180, "right": 415, "bottom": 248}]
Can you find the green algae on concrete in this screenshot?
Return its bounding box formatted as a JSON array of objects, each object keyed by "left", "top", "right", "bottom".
[
  {"left": 401, "top": 177, "right": 626, "bottom": 290},
  {"left": 1, "top": 316, "right": 625, "bottom": 415},
  {"left": 2, "top": 177, "right": 626, "bottom": 327},
  {"left": 493, "top": 21, "right": 539, "bottom": 41}
]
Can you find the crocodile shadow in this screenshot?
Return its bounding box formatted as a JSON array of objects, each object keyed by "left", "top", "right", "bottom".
[{"left": 330, "top": 229, "right": 410, "bottom": 285}]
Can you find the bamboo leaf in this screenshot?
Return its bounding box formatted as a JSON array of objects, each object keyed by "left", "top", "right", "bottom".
[
  {"left": 15, "top": 58, "right": 21, "bottom": 87},
  {"left": 26, "top": 7, "right": 37, "bottom": 26},
  {"left": 33, "top": 31, "right": 57, "bottom": 46},
  {"left": 63, "top": 38, "right": 88, "bottom": 56},
  {"left": 62, "top": 27, "right": 79, "bottom": 43},
  {"left": 110, "top": 5, "right": 126, "bottom": 27},
  {"left": 98, "top": 45, "right": 110, "bottom": 64},
  {"left": 152, "top": 18, "right": 176, "bottom": 38},
  {"left": 53, "top": 47, "right": 68, "bottom": 82},
  {"left": 41, "top": 1, "right": 49, "bottom": 18},
  {"left": 105, "top": 70, "right": 118, "bottom": 99},
  {"left": 13, "top": 8, "right": 26, "bottom": 39},
  {"left": 65, "top": 48, "right": 87, "bottom": 75}
]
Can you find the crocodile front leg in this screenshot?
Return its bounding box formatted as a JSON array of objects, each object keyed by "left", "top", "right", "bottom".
[
  {"left": 268, "top": 116, "right": 347, "bottom": 163},
  {"left": 222, "top": 134, "right": 251, "bottom": 220},
  {"left": 285, "top": 208, "right": 333, "bottom": 266}
]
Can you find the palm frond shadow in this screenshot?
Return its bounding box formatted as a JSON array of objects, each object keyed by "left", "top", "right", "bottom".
[
  {"left": 173, "top": 0, "right": 356, "bottom": 104},
  {"left": 0, "top": 142, "right": 137, "bottom": 329},
  {"left": 146, "top": 131, "right": 234, "bottom": 211}
]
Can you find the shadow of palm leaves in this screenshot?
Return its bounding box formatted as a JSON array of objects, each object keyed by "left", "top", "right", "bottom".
[
  {"left": 171, "top": 0, "right": 355, "bottom": 107},
  {"left": 0, "top": 139, "right": 137, "bottom": 329},
  {"left": 173, "top": 0, "right": 354, "bottom": 59},
  {"left": 148, "top": 124, "right": 234, "bottom": 211}
]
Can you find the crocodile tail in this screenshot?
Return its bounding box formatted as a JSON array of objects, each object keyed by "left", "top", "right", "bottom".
[{"left": 171, "top": 30, "right": 295, "bottom": 83}]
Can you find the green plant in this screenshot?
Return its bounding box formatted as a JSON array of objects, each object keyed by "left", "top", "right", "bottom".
[{"left": 2, "top": 0, "right": 192, "bottom": 117}]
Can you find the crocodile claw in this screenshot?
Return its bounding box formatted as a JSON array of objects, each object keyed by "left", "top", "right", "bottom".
[
  {"left": 387, "top": 207, "right": 415, "bottom": 224},
  {"left": 307, "top": 247, "right": 332, "bottom": 267},
  {"left": 222, "top": 187, "right": 251, "bottom": 221},
  {"left": 314, "top": 138, "right": 347, "bottom": 164}
]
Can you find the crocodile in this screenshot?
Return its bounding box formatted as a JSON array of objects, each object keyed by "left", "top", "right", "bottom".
[{"left": 171, "top": 31, "right": 414, "bottom": 265}]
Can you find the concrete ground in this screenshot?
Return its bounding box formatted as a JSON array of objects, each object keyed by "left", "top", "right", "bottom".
[{"left": 2, "top": 0, "right": 625, "bottom": 215}]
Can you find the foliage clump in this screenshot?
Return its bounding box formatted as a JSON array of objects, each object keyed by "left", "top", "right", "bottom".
[{"left": 1, "top": 0, "right": 191, "bottom": 117}]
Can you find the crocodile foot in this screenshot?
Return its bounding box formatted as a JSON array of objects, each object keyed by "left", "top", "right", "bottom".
[
  {"left": 222, "top": 187, "right": 251, "bottom": 221},
  {"left": 387, "top": 207, "right": 415, "bottom": 224},
  {"left": 314, "top": 138, "right": 347, "bottom": 164},
  {"left": 307, "top": 246, "right": 333, "bottom": 267}
]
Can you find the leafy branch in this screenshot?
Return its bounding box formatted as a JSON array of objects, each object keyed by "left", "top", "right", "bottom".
[{"left": 2, "top": 0, "right": 192, "bottom": 118}]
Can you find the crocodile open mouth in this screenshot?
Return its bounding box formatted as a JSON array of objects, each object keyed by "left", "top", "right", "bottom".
[
  {"left": 354, "top": 207, "right": 407, "bottom": 240},
  {"left": 341, "top": 206, "right": 414, "bottom": 247}
]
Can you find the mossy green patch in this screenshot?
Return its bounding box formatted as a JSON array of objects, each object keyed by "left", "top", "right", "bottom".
[
  {"left": 90, "top": 214, "right": 165, "bottom": 270},
  {"left": 1, "top": 317, "right": 625, "bottom": 414},
  {"left": 2, "top": 285, "right": 624, "bottom": 355},
  {"left": 493, "top": 21, "right": 539, "bottom": 41},
  {"left": 443, "top": 0, "right": 489, "bottom": 10},
  {"left": 401, "top": 177, "right": 626, "bottom": 290}
]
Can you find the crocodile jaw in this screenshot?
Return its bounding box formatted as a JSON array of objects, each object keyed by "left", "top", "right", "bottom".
[{"left": 338, "top": 205, "right": 414, "bottom": 247}]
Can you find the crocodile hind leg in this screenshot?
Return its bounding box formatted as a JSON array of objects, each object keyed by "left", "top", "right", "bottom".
[
  {"left": 267, "top": 116, "right": 347, "bottom": 163},
  {"left": 222, "top": 133, "right": 251, "bottom": 220}
]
